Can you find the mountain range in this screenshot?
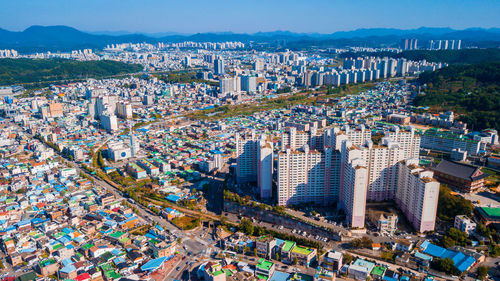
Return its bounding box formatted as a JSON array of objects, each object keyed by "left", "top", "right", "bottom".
[{"left": 1, "top": 25, "right": 499, "bottom": 53}]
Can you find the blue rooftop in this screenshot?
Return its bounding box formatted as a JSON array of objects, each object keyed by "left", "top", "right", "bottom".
[
  {"left": 140, "top": 256, "right": 170, "bottom": 271},
  {"left": 420, "top": 240, "right": 475, "bottom": 272}
]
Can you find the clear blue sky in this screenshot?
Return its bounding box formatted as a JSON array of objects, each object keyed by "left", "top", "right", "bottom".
[{"left": 1, "top": 0, "right": 498, "bottom": 34}]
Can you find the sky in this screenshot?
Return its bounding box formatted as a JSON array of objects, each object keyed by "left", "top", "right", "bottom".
[{"left": 1, "top": 0, "right": 499, "bottom": 34}]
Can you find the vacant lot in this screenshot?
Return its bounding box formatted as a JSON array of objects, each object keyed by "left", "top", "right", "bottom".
[{"left": 171, "top": 216, "right": 200, "bottom": 230}]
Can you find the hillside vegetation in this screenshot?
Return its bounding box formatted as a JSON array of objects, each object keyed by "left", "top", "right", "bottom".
[
  {"left": 0, "top": 58, "right": 143, "bottom": 87},
  {"left": 414, "top": 62, "right": 500, "bottom": 130}
]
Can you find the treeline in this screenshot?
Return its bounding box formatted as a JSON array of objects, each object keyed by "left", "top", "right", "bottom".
[
  {"left": 339, "top": 48, "right": 500, "bottom": 64},
  {"left": 0, "top": 58, "right": 142, "bottom": 86},
  {"left": 413, "top": 62, "right": 500, "bottom": 130}
]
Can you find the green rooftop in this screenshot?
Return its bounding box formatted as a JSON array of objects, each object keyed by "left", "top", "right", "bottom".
[
  {"left": 282, "top": 240, "right": 295, "bottom": 252},
  {"left": 371, "top": 266, "right": 386, "bottom": 276},
  {"left": 213, "top": 270, "right": 224, "bottom": 276},
  {"left": 109, "top": 231, "right": 126, "bottom": 239},
  {"left": 292, "top": 245, "right": 314, "bottom": 256},
  {"left": 256, "top": 258, "right": 274, "bottom": 271},
  {"left": 479, "top": 207, "right": 500, "bottom": 218},
  {"left": 82, "top": 243, "right": 94, "bottom": 250}
]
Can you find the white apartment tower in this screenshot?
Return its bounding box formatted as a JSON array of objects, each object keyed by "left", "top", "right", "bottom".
[
  {"left": 258, "top": 136, "right": 273, "bottom": 199},
  {"left": 384, "top": 126, "right": 420, "bottom": 159},
  {"left": 396, "top": 159, "right": 440, "bottom": 233},
  {"left": 340, "top": 142, "right": 368, "bottom": 228},
  {"left": 277, "top": 145, "right": 325, "bottom": 206},
  {"left": 236, "top": 132, "right": 273, "bottom": 199},
  {"left": 235, "top": 131, "right": 258, "bottom": 183}
]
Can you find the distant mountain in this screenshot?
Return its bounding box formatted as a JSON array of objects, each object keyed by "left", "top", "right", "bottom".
[{"left": 1, "top": 25, "right": 499, "bottom": 53}]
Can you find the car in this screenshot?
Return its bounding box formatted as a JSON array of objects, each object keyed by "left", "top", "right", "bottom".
[{"left": 176, "top": 266, "right": 181, "bottom": 271}]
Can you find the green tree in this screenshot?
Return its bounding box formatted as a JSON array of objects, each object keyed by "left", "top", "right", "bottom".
[
  {"left": 431, "top": 258, "right": 459, "bottom": 275},
  {"left": 343, "top": 253, "right": 354, "bottom": 265},
  {"left": 275, "top": 252, "right": 280, "bottom": 261},
  {"left": 293, "top": 257, "right": 298, "bottom": 265},
  {"left": 477, "top": 266, "right": 489, "bottom": 280},
  {"left": 97, "top": 151, "right": 104, "bottom": 169},
  {"left": 437, "top": 186, "right": 473, "bottom": 221},
  {"left": 253, "top": 248, "right": 258, "bottom": 257},
  {"left": 239, "top": 218, "right": 254, "bottom": 236},
  {"left": 381, "top": 251, "right": 394, "bottom": 262}
]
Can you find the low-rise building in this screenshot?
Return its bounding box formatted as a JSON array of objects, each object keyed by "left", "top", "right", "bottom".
[
  {"left": 454, "top": 215, "right": 476, "bottom": 235},
  {"left": 433, "top": 160, "right": 488, "bottom": 193},
  {"left": 348, "top": 259, "right": 375, "bottom": 280},
  {"left": 323, "top": 250, "right": 343, "bottom": 272},
  {"left": 368, "top": 210, "right": 398, "bottom": 234},
  {"left": 291, "top": 245, "right": 317, "bottom": 267},
  {"left": 255, "top": 235, "right": 276, "bottom": 259},
  {"left": 255, "top": 258, "right": 275, "bottom": 279}
]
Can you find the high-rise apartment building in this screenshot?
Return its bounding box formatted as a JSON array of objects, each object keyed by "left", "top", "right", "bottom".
[
  {"left": 396, "top": 159, "right": 440, "bottom": 232},
  {"left": 258, "top": 136, "right": 273, "bottom": 199},
  {"left": 384, "top": 126, "right": 420, "bottom": 159},
  {"left": 340, "top": 141, "right": 368, "bottom": 228},
  {"left": 236, "top": 132, "right": 273, "bottom": 199},
  {"left": 116, "top": 101, "right": 133, "bottom": 119},
  {"left": 241, "top": 75, "right": 257, "bottom": 93},
  {"left": 100, "top": 113, "right": 118, "bottom": 132},
  {"left": 277, "top": 145, "right": 325, "bottom": 206},
  {"left": 236, "top": 132, "right": 258, "bottom": 183},
  {"left": 214, "top": 58, "right": 225, "bottom": 75}
]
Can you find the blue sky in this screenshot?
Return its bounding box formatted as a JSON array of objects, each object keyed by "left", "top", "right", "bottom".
[{"left": 1, "top": 0, "right": 498, "bottom": 34}]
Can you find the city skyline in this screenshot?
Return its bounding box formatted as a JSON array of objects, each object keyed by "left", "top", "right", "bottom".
[{"left": 1, "top": 0, "right": 499, "bottom": 34}]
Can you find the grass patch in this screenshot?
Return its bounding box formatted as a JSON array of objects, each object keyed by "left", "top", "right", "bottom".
[{"left": 171, "top": 216, "right": 201, "bottom": 230}]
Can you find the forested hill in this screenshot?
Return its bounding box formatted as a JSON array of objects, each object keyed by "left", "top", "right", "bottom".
[
  {"left": 413, "top": 62, "right": 500, "bottom": 131},
  {"left": 0, "top": 58, "right": 143, "bottom": 87}
]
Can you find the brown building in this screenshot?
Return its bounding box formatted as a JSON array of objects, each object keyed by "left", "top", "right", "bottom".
[{"left": 433, "top": 160, "right": 488, "bottom": 192}]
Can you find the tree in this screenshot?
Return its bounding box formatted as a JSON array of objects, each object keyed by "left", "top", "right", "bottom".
[
  {"left": 239, "top": 218, "right": 254, "bottom": 236},
  {"left": 97, "top": 151, "right": 105, "bottom": 169},
  {"left": 243, "top": 246, "right": 250, "bottom": 254},
  {"left": 234, "top": 245, "right": 239, "bottom": 253},
  {"left": 343, "top": 253, "right": 354, "bottom": 265},
  {"left": 253, "top": 248, "right": 258, "bottom": 257},
  {"left": 351, "top": 236, "right": 373, "bottom": 249},
  {"left": 293, "top": 257, "right": 298, "bottom": 265},
  {"left": 275, "top": 252, "right": 280, "bottom": 261},
  {"left": 437, "top": 186, "right": 473, "bottom": 221},
  {"left": 431, "top": 258, "right": 459, "bottom": 275},
  {"left": 381, "top": 251, "right": 394, "bottom": 262},
  {"left": 477, "top": 266, "right": 489, "bottom": 280}
]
